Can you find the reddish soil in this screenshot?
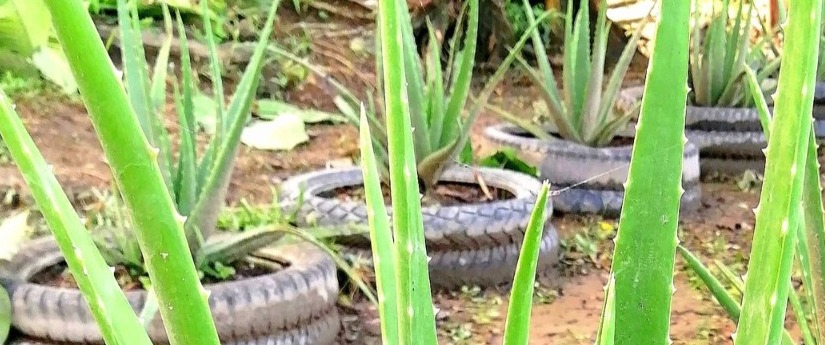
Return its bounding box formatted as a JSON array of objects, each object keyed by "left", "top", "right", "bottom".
[
  {"left": 0, "top": 5, "right": 805, "bottom": 345},
  {"left": 326, "top": 182, "right": 515, "bottom": 207}
]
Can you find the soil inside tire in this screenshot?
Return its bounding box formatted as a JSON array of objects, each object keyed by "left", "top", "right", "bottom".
[
  {"left": 30, "top": 259, "right": 278, "bottom": 291},
  {"left": 321, "top": 181, "right": 515, "bottom": 207}
]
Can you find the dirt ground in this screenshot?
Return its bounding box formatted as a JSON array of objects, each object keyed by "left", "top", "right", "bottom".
[{"left": 0, "top": 5, "right": 805, "bottom": 345}]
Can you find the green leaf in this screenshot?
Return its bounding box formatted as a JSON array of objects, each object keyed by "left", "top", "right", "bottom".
[
  {"left": 0, "top": 88, "right": 154, "bottom": 345},
  {"left": 187, "top": 0, "right": 281, "bottom": 242},
  {"left": 195, "top": 228, "right": 285, "bottom": 266},
  {"left": 358, "top": 106, "right": 399, "bottom": 344},
  {"left": 607, "top": 0, "right": 690, "bottom": 343},
  {"left": 502, "top": 182, "right": 549, "bottom": 345},
  {"left": 240, "top": 114, "right": 309, "bottom": 151},
  {"left": 41, "top": 0, "right": 224, "bottom": 340},
  {"left": 735, "top": 0, "right": 822, "bottom": 343},
  {"left": 378, "top": 0, "right": 437, "bottom": 341},
  {"left": 478, "top": 149, "right": 538, "bottom": 177}
]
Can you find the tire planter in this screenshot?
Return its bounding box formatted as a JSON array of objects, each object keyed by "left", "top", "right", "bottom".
[
  {"left": 0, "top": 236, "right": 340, "bottom": 345},
  {"left": 618, "top": 85, "right": 825, "bottom": 175},
  {"left": 277, "top": 165, "right": 561, "bottom": 290},
  {"left": 483, "top": 123, "right": 702, "bottom": 216}
]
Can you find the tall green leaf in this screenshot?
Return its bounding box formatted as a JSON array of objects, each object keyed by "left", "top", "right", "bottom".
[
  {"left": 607, "top": 0, "right": 690, "bottom": 344},
  {"left": 0, "top": 89, "right": 153, "bottom": 345},
  {"left": 502, "top": 182, "right": 549, "bottom": 345},
  {"left": 735, "top": 0, "right": 822, "bottom": 343},
  {"left": 377, "top": 0, "right": 437, "bottom": 342},
  {"left": 41, "top": 0, "right": 222, "bottom": 343}
]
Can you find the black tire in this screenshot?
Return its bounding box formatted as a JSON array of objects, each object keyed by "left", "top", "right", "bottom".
[
  {"left": 2, "top": 237, "right": 340, "bottom": 345},
  {"left": 277, "top": 165, "right": 561, "bottom": 288},
  {"left": 342, "top": 223, "right": 561, "bottom": 290},
  {"left": 483, "top": 123, "right": 702, "bottom": 216},
  {"left": 618, "top": 85, "right": 825, "bottom": 175}
]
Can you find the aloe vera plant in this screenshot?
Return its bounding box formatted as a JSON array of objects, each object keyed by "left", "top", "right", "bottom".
[
  {"left": 92, "top": 0, "right": 288, "bottom": 279},
  {"left": 688, "top": 0, "right": 780, "bottom": 108},
  {"left": 486, "top": 0, "right": 647, "bottom": 147},
  {"left": 273, "top": 0, "right": 551, "bottom": 192},
  {"left": 0, "top": 0, "right": 281, "bottom": 343}
]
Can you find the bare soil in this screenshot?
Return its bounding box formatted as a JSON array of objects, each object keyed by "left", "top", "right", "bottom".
[{"left": 0, "top": 5, "right": 803, "bottom": 345}]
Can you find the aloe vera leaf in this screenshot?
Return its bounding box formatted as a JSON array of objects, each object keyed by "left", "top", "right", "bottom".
[
  {"left": 745, "top": 66, "right": 772, "bottom": 139},
  {"left": 378, "top": 0, "right": 437, "bottom": 342},
  {"left": 592, "top": 10, "right": 649, "bottom": 145},
  {"left": 798, "top": 127, "right": 825, "bottom": 341},
  {"left": 0, "top": 90, "right": 154, "bottom": 344},
  {"left": 438, "top": 0, "right": 477, "bottom": 148},
  {"left": 678, "top": 246, "right": 741, "bottom": 320},
  {"left": 187, "top": 0, "right": 281, "bottom": 242},
  {"left": 607, "top": 0, "right": 690, "bottom": 342},
  {"left": 594, "top": 275, "right": 616, "bottom": 345},
  {"left": 118, "top": 0, "right": 155, "bottom": 142},
  {"left": 522, "top": 0, "right": 563, "bottom": 115},
  {"left": 579, "top": 0, "right": 608, "bottom": 142},
  {"left": 513, "top": 54, "right": 579, "bottom": 141},
  {"left": 502, "top": 182, "right": 549, "bottom": 345},
  {"left": 201, "top": 0, "right": 225, "bottom": 168},
  {"left": 173, "top": 12, "right": 198, "bottom": 217},
  {"left": 689, "top": 5, "right": 707, "bottom": 105},
  {"left": 788, "top": 286, "right": 816, "bottom": 345},
  {"left": 735, "top": 0, "right": 822, "bottom": 343},
  {"left": 395, "top": 0, "right": 431, "bottom": 164},
  {"left": 679, "top": 247, "right": 798, "bottom": 345},
  {"left": 43, "top": 0, "right": 226, "bottom": 342},
  {"left": 172, "top": 83, "right": 198, "bottom": 218},
  {"left": 722, "top": 0, "right": 747, "bottom": 89},
  {"left": 569, "top": 0, "right": 591, "bottom": 130},
  {"left": 195, "top": 228, "right": 285, "bottom": 266},
  {"left": 706, "top": 1, "right": 729, "bottom": 104},
  {"left": 358, "top": 105, "right": 399, "bottom": 343},
  {"left": 424, "top": 19, "right": 446, "bottom": 150},
  {"left": 483, "top": 102, "right": 554, "bottom": 140},
  {"left": 148, "top": 5, "right": 175, "bottom": 199}
]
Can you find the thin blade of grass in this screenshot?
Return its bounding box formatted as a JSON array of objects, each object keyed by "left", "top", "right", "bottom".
[
  {"left": 0, "top": 89, "right": 153, "bottom": 345},
  {"left": 734, "top": 0, "right": 822, "bottom": 342},
  {"left": 502, "top": 182, "right": 549, "bottom": 345},
  {"left": 608, "top": 0, "right": 690, "bottom": 343},
  {"left": 358, "top": 106, "right": 398, "bottom": 343}
]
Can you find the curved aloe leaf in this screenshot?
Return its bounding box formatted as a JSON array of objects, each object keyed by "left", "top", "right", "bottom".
[
  {"left": 607, "top": 0, "right": 691, "bottom": 343},
  {"left": 359, "top": 104, "right": 399, "bottom": 343},
  {"left": 735, "top": 0, "right": 822, "bottom": 343},
  {"left": 41, "top": 0, "right": 223, "bottom": 342},
  {"left": 0, "top": 89, "right": 153, "bottom": 345},
  {"left": 502, "top": 182, "right": 549, "bottom": 345}
]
